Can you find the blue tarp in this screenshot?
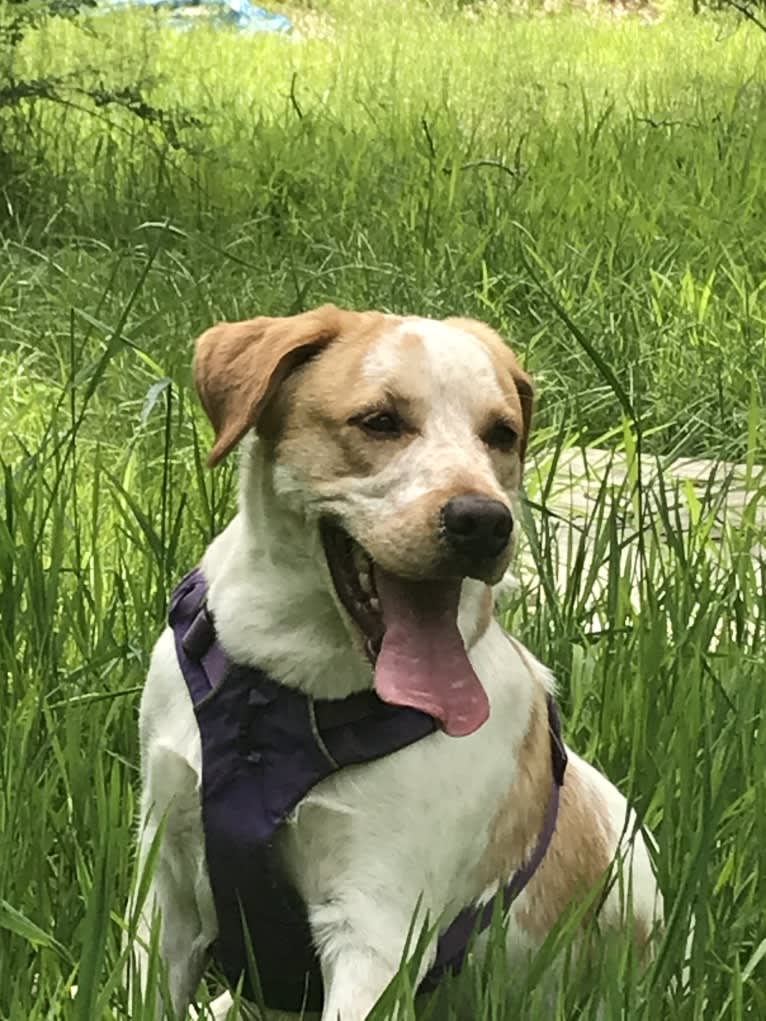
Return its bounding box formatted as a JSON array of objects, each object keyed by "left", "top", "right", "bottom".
[{"left": 100, "top": 0, "right": 292, "bottom": 34}]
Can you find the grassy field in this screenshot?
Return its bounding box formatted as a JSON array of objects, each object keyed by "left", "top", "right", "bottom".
[{"left": 1, "top": 0, "right": 765, "bottom": 1017}]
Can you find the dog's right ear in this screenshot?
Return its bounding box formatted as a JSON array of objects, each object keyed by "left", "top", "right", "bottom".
[{"left": 193, "top": 304, "right": 347, "bottom": 467}]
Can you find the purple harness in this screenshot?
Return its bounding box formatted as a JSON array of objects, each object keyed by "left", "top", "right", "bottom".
[{"left": 169, "top": 568, "right": 567, "bottom": 1012}]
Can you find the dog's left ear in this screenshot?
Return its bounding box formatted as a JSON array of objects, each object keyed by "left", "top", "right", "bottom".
[
  {"left": 511, "top": 366, "right": 534, "bottom": 464},
  {"left": 194, "top": 304, "right": 348, "bottom": 466}
]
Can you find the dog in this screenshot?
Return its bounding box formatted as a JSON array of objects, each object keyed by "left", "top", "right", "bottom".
[{"left": 130, "top": 304, "right": 661, "bottom": 1020}]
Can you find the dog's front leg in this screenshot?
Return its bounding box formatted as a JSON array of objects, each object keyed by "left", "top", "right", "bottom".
[
  {"left": 129, "top": 745, "right": 216, "bottom": 1019},
  {"left": 128, "top": 630, "right": 220, "bottom": 1019},
  {"left": 315, "top": 901, "right": 433, "bottom": 1021},
  {"left": 131, "top": 842, "right": 208, "bottom": 1017},
  {"left": 320, "top": 944, "right": 398, "bottom": 1021}
]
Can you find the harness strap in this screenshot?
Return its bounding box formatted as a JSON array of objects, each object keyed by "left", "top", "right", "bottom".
[{"left": 170, "top": 569, "right": 229, "bottom": 704}]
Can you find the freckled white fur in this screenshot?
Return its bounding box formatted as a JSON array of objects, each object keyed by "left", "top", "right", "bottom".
[{"left": 130, "top": 317, "right": 661, "bottom": 1021}]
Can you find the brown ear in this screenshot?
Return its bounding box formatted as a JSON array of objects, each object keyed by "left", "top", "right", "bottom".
[
  {"left": 511, "top": 366, "right": 534, "bottom": 464},
  {"left": 194, "top": 303, "right": 348, "bottom": 466}
]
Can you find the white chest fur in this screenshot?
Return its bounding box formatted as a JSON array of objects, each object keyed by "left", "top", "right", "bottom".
[{"left": 277, "top": 620, "right": 540, "bottom": 968}]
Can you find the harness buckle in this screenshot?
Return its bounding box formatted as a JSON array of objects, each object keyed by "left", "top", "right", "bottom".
[{"left": 181, "top": 603, "right": 217, "bottom": 662}]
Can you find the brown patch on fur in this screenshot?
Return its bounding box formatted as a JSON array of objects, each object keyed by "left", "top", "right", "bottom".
[
  {"left": 444, "top": 317, "right": 534, "bottom": 461},
  {"left": 515, "top": 758, "right": 614, "bottom": 941},
  {"left": 274, "top": 324, "right": 432, "bottom": 458},
  {"left": 472, "top": 690, "right": 552, "bottom": 894},
  {"left": 397, "top": 329, "right": 432, "bottom": 357},
  {"left": 266, "top": 322, "right": 433, "bottom": 483},
  {"left": 472, "top": 677, "right": 622, "bottom": 946},
  {"left": 194, "top": 305, "right": 386, "bottom": 466}
]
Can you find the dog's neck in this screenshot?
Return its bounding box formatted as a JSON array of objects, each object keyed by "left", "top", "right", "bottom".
[{"left": 200, "top": 438, "right": 493, "bottom": 699}]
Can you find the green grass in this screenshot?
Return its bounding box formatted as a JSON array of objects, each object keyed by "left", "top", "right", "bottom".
[{"left": 1, "top": 0, "right": 765, "bottom": 1017}]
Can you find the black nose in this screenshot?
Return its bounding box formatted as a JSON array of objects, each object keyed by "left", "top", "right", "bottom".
[{"left": 442, "top": 496, "right": 513, "bottom": 559}]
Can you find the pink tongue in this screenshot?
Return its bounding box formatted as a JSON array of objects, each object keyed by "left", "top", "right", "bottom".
[{"left": 373, "top": 569, "right": 490, "bottom": 737}]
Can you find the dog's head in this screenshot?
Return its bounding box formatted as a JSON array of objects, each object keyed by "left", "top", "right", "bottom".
[{"left": 195, "top": 304, "right": 533, "bottom": 735}]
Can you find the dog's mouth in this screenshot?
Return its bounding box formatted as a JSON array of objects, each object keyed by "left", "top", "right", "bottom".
[
  {"left": 320, "top": 519, "right": 385, "bottom": 660},
  {"left": 320, "top": 520, "right": 490, "bottom": 737}
]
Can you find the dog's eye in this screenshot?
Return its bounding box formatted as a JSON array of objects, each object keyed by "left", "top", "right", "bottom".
[
  {"left": 355, "top": 411, "right": 402, "bottom": 437},
  {"left": 484, "top": 421, "right": 518, "bottom": 452}
]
